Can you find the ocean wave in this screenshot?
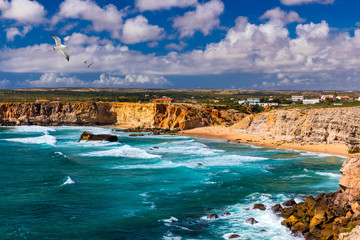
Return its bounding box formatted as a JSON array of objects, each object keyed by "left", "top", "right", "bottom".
[
  {"left": 62, "top": 176, "right": 75, "bottom": 186},
  {"left": 5, "top": 133, "right": 57, "bottom": 147},
  {"left": 314, "top": 171, "right": 342, "bottom": 179},
  {"left": 112, "top": 160, "right": 181, "bottom": 170},
  {"left": 163, "top": 216, "right": 178, "bottom": 223},
  {"left": 11, "top": 125, "right": 56, "bottom": 133},
  {"left": 155, "top": 140, "right": 225, "bottom": 156},
  {"left": 82, "top": 145, "right": 161, "bottom": 159}
]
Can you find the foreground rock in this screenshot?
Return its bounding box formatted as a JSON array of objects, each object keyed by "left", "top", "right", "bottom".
[
  {"left": 79, "top": 131, "right": 118, "bottom": 142},
  {"left": 276, "top": 156, "right": 360, "bottom": 239}
]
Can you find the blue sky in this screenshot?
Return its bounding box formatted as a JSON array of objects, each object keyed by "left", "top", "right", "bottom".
[{"left": 1, "top": 0, "right": 360, "bottom": 90}]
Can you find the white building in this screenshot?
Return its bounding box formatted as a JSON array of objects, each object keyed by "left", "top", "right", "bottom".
[
  {"left": 302, "top": 99, "right": 321, "bottom": 104},
  {"left": 238, "top": 100, "right": 249, "bottom": 105},
  {"left": 259, "top": 103, "right": 279, "bottom": 107},
  {"left": 247, "top": 98, "right": 260, "bottom": 105},
  {"left": 291, "top": 96, "right": 304, "bottom": 101}
]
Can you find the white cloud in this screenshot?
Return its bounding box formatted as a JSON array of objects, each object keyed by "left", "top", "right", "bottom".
[
  {"left": 121, "top": 15, "right": 165, "bottom": 44},
  {"left": 52, "top": 0, "right": 125, "bottom": 39},
  {"left": 260, "top": 7, "right": 305, "bottom": 25},
  {"left": 0, "top": 0, "right": 46, "bottom": 24},
  {"left": 173, "top": 0, "right": 224, "bottom": 38},
  {"left": 93, "top": 74, "right": 170, "bottom": 87},
  {"left": 135, "top": 0, "right": 197, "bottom": 11},
  {"left": 165, "top": 41, "right": 187, "bottom": 51},
  {"left": 281, "top": 0, "right": 334, "bottom": 5},
  {"left": 6, "top": 25, "right": 32, "bottom": 41},
  {"left": 26, "top": 73, "right": 170, "bottom": 88},
  {"left": 27, "top": 73, "right": 87, "bottom": 87}
]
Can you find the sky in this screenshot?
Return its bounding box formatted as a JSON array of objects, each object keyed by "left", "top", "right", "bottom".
[{"left": 1, "top": 0, "right": 360, "bottom": 90}]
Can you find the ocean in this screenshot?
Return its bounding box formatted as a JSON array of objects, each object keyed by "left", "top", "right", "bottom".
[{"left": 0, "top": 126, "right": 344, "bottom": 240}]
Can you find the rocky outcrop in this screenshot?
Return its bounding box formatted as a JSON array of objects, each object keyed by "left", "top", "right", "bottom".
[
  {"left": 232, "top": 107, "right": 360, "bottom": 152},
  {"left": 277, "top": 156, "right": 360, "bottom": 240},
  {"left": 0, "top": 102, "right": 225, "bottom": 130},
  {"left": 79, "top": 131, "right": 118, "bottom": 142}
]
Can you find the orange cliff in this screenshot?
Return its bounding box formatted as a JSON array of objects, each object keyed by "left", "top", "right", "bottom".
[{"left": 0, "top": 102, "right": 230, "bottom": 130}]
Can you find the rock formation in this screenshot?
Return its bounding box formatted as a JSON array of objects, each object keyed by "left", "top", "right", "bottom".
[
  {"left": 0, "top": 102, "right": 225, "bottom": 130},
  {"left": 277, "top": 156, "right": 360, "bottom": 240},
  {"left": 232, "top": 107, "right": 360, "bottom": 152},
  {"left": 79, "top": 131, "right": 118, "bottom": 142}
]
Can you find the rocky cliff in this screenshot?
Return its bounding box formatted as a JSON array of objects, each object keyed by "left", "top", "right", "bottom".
[
  {"left": 232, "top": 107, "right": 360, "bottom": 150},
  {"left": 0, "top": 102, "right": 224, "bottom": 130},
  {"left": 277, "top": 156, "right": 360, "bottom": 239}
]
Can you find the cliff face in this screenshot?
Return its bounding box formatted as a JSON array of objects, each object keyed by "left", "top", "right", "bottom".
[
  {"left": 111, "top": 102, "right": 222, "bottom": 130},
  {"left": 0, "top": 102, "right": 223, "bottom": 130},
  {"left": 232, "top": 107, "right": 360, "bottom": 145},
  {"left": 0, "top": 102, "right": 117, "bottom": 126},
  {"left": 278, "top": 156, "right": 360, "bottom": 240}
]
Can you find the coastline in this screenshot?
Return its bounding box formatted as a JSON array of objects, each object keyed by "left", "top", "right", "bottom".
[{"left": 179, "top": 126, "right": 352, "bottom": 157}]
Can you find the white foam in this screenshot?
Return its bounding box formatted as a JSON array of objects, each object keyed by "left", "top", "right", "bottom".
[
  {"left": 55, "top": 151, "right": 69, "bottom": 159},
  {"left": 155, "top": 140, "right": 225, "bottom": 156},
  {"left": 11, "top": 126, "right": 56, "bottom": 133},
  {"left": 315, "top": 171, "right": 342, "bottom": 179},
  {"left": 62, "top": 176, "right": 75, "bottom": 186},
  {"left": 5, "top": 133, "right": 56, "bottom": 147},
  {"left": 185, "top": 155, "right": 268, "bottom": 168},
  {"left": 163, "top": 217, "right": 178, "bottom": 223},
  {"left": 113, "top": 160, "right": 181, "bottom": 170},
  {"left": 82, "top": 145, "right": 161, "bottom": 159}
]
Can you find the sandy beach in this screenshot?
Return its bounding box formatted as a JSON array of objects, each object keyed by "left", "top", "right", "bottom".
[{"left": 180, "top": 126, "right": 352, "bottom": 157}]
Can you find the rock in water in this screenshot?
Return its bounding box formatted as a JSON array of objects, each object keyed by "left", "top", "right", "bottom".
[
  {"left": 79, "top": 131, "right": 118, "bottom": 142},
  {"left": 283, "top": 199, "right": 297, "bottom": 207},
  {"left": 245, "top": 217, "right": 258, "bottom": 224},
  {"left": 206, "top": 214, "right": 219, "bottom": 219},
  {"left": 253, "top": 203, "right": 266, "bottom": 211}
]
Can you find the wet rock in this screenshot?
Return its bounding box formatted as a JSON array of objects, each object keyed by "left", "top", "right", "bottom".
[
  {"left": 129, "top": 133, "right": 145, "bottom": 137},
  {"left": 271, "top": 204, "right": 283, "bottom": 213},
  {"left": 245, "top": 217, "right": 258, "bottom": 225},
  {"left": 223, "top": 212, "right": 231, "bottom": 216},
  {"left": 206, "top": 214, "right": 219, "bottom": 219},
  {"left": 79, "top": 131, "right": 118, "bottom": 142},
  {"left": 153, "top": 146, "right": 159, "bottom": 149},
  {"left": 197, "top": 163, "right": 203, "bottom": 166},
  {"left": 283, "top": 199, "right": 297, "bottom": 207},
  {"left": 228, "top": 234, "right": 241, "bottom": 239},
  {"left": 253, "top": 204, "right": 266, "bottom": 211}
]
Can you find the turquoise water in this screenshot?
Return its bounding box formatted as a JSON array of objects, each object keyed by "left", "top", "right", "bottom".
[{"left": 0, "top": 126, "right": 344, "bottom": 240}]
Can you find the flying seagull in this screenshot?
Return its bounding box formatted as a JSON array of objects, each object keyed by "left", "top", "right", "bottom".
[
  {"left": 84, "top": 60, "right": 94, "bottom": 68},
  {"left": 50, "top": 33, "right": 69, "bottom": 62}
]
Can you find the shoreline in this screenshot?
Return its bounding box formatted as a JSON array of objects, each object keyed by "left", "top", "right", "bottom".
[{"left": 179, "top": 126, "right": 352, "bottom": 157}]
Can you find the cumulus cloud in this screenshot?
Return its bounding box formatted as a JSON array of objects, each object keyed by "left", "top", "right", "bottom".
[
  {"left": 165, "top": 41, "right": 187, "bottom": 51},
  {"left": 281, "top": 0, "right": 335, "bottom": 5},
  {"left": 260, "top": 7, "right": 305, "bottom": 25},
  {"left": 27, "top": 73, "right": 87, "bottom": 87},
  {"left": 52, "top": 0, "right": 125, "bottom": 39},
  {"left": 93, "top": 74, "right": 170, "bottom": 87},
  {"left": 6, "top": 25, "right": 32, "bottom": 41},
  {"left": 0, "top": 0, "right": 46, "bottom": 24},
  {"left": 135, "top": 0, "right": 197, "bottom": 11},
  {"left": 26, "top": 73, "right": 170, "bottom": 88},
  {"left": 121, "top": 15, "right": 165, "bottom": 44},
  {"left": 173, "top": 0, "right": 224, "bottom": 38}
]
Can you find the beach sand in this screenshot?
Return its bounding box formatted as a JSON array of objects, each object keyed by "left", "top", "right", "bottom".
[{"left": 180, "top": 126, "right": 352, "bottom": 156}]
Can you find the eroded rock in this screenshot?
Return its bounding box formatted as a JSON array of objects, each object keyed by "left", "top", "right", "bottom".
[{"left": 79, "top": 131, "right": 118, "bottom": 142}]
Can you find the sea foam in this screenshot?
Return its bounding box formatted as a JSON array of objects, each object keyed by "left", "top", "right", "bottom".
[
  {"left": 5, "top": 133, "right": 57, "bottom": 147},
  {"left": 82, "top": 145, "right": 161, "bottom": 159},
  {"left": 62, "top": 176, "right": 75, "bottom": 186}
]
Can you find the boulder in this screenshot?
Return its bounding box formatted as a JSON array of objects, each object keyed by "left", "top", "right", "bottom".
[
  {"left": 228, "top": 234, "right": 241, "bottom": 239},
  {"left": 245, "top": 217, "right": 258, "bottom": 225},
  {"left": 253, "top": 203, "right": 266, "bottom": 211},
  {"left": 283, "top": 199, "right": 297, "bottom": 207},
  {"left": 206, "top": 214, "right": 219, "bottom": 219},
  {"left": 79, "top": 131, "right": 118, "bottom": 142}
]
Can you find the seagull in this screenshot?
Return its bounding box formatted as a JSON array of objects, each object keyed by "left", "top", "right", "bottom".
[
  {"left": 50, "top": 33, "right": 69, "bottom": 62},
  {"left": 84, "top": 60, "right": 94, "bottom": 68}
]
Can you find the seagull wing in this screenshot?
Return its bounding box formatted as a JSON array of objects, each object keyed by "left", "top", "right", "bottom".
[
  {"left": 87, "top": 62, "right": 94, "bottom": 68},
  {"left": 50, "top": 33, "right": 62, "bottom": 46},
  {"left": 59, "top": 46, "right": 70, "bottom": 62}
]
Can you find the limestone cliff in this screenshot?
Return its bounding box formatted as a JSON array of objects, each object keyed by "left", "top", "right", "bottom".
[
  {"left": 0, "top": 102, "right": 223, "bottom": 130},
  {"left": 232, "top": 107, "right": 360, "bottom": 147}
]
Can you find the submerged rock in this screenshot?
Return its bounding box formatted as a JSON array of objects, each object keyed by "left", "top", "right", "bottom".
[
  {"left": 79, "top": 131, "right": 118, "bottom": 142},
  {"left": 283, "top": 199, "right": 296, "bottom": 207},
  {"left": 228, "top": 234, "right": 241, "bottom": 239}
]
